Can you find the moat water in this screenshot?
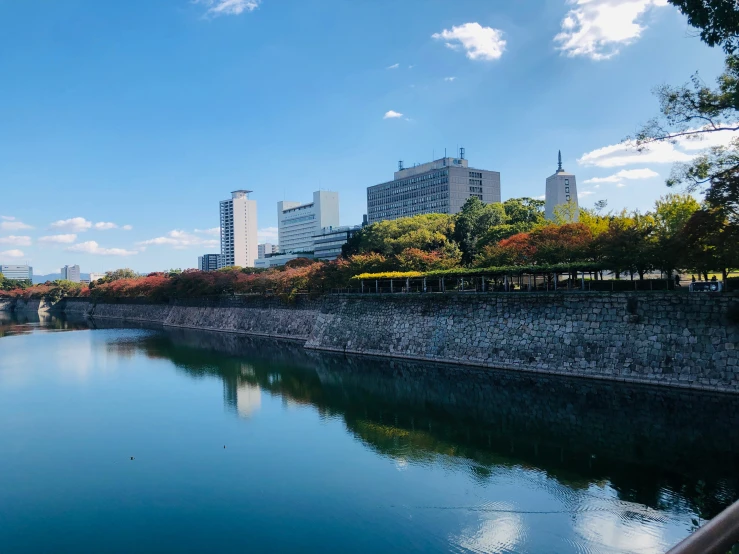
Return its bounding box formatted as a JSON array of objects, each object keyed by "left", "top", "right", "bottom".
[{"left": 2, "top": 312, "right": 739, "bottom": 553}]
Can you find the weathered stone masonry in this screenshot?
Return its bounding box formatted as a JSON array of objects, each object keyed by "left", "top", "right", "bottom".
[
  {"left": 4, "top": 292, "right": 738, "bottom": 392},
  {"left": 305, "top": 293, "right": 739, "bottom": 392}
]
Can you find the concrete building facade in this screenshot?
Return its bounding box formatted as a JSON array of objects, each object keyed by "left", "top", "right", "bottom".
[
  {"left": 198, "top": 254, "right": 222, "bottom": 272},
  {"left": 278, "top": 191, "right": 339, "bottom": 254},
  {"left": 366, "top": 153, "right": 501, "bottom": 224},
  {"left": 253, "top": 252, "right": 316, "bottom": 269},
  {"left": 1, "top": 264, "right": 32, "bottom": 281},
  {"left": 220, "top": 190, "right": 258, "bottom": 268},
  {"left": 61, "top": 265, "right": 81, "bottom": 283},
  {"left": 312, "top": 225, "right": 362, "bottom": 260},
  {"left": 545, "top": 151, "right": 579, "bottom": 222},
  {"left": 258, "top": 243, "right": 278, "bottom": 259},
  {"left": 89, "top": 272, "right": 106, "bottom": 283}
]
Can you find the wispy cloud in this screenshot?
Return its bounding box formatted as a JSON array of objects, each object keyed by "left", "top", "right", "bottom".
[
  {"left": 196, "top": 0, "right": 260, "bottom": 16},
  {"left": 583, "top": 168, "right": 659, "bottom": 183},
  {"left": 194, "top": 227, "right": 221, "bottom": 236},
  {"left": 386, "top": 63, "right": 399, "bottom": 69},
  {"left": 578, "top": 141, "right": 693, "bottom": 168},
  {"left": 0, "top": 249, "right": 25, "bottom": 259},
  {"left": 39, "top": 234, "right": 78, "bottom": 244},
  {"left": 444, "top": 76, "right": 457, "bottom": 82},
  {"left": 50, "top": 217, "right": 92, "bottom": 232},
  {"left": 258, "top": 227, "right": 279, "bottom": 243},
  {"left": 66, "top": 241, "right": 138, "bottom": 256},
  {"left": 122, "top": 225, "right": 133, "bottom": 231},
  {"left": 578, "top": 190, "right": 596, "bottom": 197},
  {"left": 383, "top": 110, "right": 403, "bottom": 119},
  {"left": 432, "top": 22, "right": 506, "bottom": 61},
  {"left": 554, "top": 0, "right": 668, "bottom": 60},
  {"left": 0, "top": 236, "right": 32, "bottom": 246},
  {"left": 94, "top": 222, "right": 118, "bottom": 230},
  {"left": 1, "top": 220, "right": 32, "bottom": 231},
  {"left": 1, "top": 216, "right": 15, "bottom": 221},
  {"left": 138, "top": 230, "right": 218, "bottom": 250}
]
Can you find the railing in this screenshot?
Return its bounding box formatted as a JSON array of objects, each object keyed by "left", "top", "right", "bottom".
[{"left": 666, "top": 499, "right": 739, "bottom": 554}]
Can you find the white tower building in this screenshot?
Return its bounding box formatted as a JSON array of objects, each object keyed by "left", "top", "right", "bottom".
[
  {"left": 220, "top": 190, "right": 258, "bottom": 268},
  {"left": 61, "top": 264, "right": 81, "bottom": 283},
  {"left": 545, "top": 151, "right": 579, "bottom": 222},
  {"left": 277, "top": 190, "right": 339, "bottom": 253}
]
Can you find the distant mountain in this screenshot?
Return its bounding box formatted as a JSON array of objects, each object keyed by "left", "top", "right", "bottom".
[{"left": 33, "top": 273, "right": 90, "bottom": 284}]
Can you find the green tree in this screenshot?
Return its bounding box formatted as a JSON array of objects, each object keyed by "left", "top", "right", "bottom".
[
  {"left": 667, "top": 0, "right": 739, "bottom": 54},
  {"left": 652, "top": 194, "right": 701, "bottom": 277},
  {"left": 453, "top": 197, "right": 506, "bottom": 265},
  {"left": 104, "top": 268, "right": 139, "bottom": 282},
  {"left": 343, "top": 214, "right": 456, "bottom": 257},
  {"left": 477, "top": 197, "right": 546, "bottom": 248}
]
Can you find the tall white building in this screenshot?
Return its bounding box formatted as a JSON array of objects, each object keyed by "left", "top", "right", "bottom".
[
  {"left": 220, "top": 190, "right": 258, "bottom": 268},
  {"left": 258, "top": 243, "right": 278, "bottom": 258},
  {"left": 278, "top": 190, "right": 339, "bottom": 253},
  {"left": 1, "top": 264, "right": 32, "bottom": 281},
  {"left": 367, "top": 151, "right": 501, "bottom": 224},
  {"left": 545, "top": 151, "right": 579, "bottom": 221},
  {"left": 61, "top": 264, "right": 81, "bottom": 283}
]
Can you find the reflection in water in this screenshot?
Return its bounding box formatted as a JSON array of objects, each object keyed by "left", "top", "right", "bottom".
[
  {"left": 0, "top": 310, "right": 89, "bottom": 337},
  {"left": 3, "top": 316, "right": 739, "bottom": 553},
  {"left": 124, "top": 327, "right": 739, "bottom": 525}
]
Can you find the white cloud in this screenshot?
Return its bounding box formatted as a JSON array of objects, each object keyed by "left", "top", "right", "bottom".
[
  {"left": 617, "top": 183, "right": 627, "bottom": 187},
  {"left": 386, "top": 63, "right": 399, "bottom": 69},
  {"left": 432, "top": 22, "right": 506, "bottom": 61},
  {"left": 554, "top": 0, "right": 668, "bottom": 60},
  {"left": 258, "top": 227, "right": 279, "bottom": 243},
  {"left": 536, "top": 194, "right": 546, "bottom": 200},
  {"left": 66, "top": 241, "right": 137, "bottom": 256},
  {"left": 579, "top": 190, "right": 596, "bottom": 197},
  {"left": 1, "top": 220, "right": 32, "bottom": 231},
  {"left": 583, "top": 168, "right": 659, "bottom": 183},
  {"left": 578, "top": 140, "right": 695, "bottom": 168},
  {"left": 122, "top": 225, "right": 133, "bottom": 231},
  {"left": 50, "top": 217, "right": 92, "bottom": 232},
  {"left": 384, "top": 110, "right": 403, "bottom": 119},
  {"left": 1, "top": 216, "right": 15, "bottom": 221},
  {"left": 197, "top": 0, "right": 260, "bottom": 16},
  {"left": 94, "top": 222, "right": 118, "bottom": 230},
  {"left": 137, "top": 230, "right": 218, "bottom": 250},
  {"left": 0, "top": 236, "right": 32, "bottom": 246},
  {"left": 194, "top": 227, "right": 221, "bottom": 236},
  {"left": 0, "top": 249, "right": 25, "bottom": 259},
  {"left": 444, "top": 76, "right": 457, "bottom": 82},
  {"left": 39, "top": 234, "right": 78, "bottom": 244}
]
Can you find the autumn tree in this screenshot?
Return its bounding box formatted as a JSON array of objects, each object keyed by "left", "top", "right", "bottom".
[{"left": 453, "top": 197, "right": 506, "bottom": 264}]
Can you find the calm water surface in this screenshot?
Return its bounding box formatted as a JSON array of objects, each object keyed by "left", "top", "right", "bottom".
[{"left": 2, "top": 312, "right": 739, "bottom": 553}]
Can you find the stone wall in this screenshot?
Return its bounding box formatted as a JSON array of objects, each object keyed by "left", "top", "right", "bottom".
[
  {"left": 0, "top": 298, "right": 12, "bottom": 312},
  {"left": 306, "top": 292, "right": 739, "bottom": 392}
]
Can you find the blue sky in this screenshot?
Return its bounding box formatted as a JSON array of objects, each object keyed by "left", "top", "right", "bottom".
[{"left": 0, "top": 0, "right": 730, "bottom": 274}]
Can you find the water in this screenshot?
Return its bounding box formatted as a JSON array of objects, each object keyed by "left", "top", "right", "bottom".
[{"left": 2, "top": 313, "right": 739, "bottom": 553}]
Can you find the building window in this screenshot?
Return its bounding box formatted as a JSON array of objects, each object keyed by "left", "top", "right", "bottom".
[
  {"left": 566, "top": 195, "right": 571, "bottom": 201},
  {"left": 565, "top": 187, "right": 570, "bottom": 193},
  {"left": 565, "top": 179, "right": 569, "bottom": 185}
]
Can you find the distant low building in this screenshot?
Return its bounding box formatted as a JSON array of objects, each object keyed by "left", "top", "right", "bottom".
[
  {"left": 198, "top": 254, "right": 222, "bottom": 272},
  {"left": 253, "top": 252, "right": 315, "bottom": 269},
  {"left": 0, "top": 264, "right": 32, "bottom": 281},
  {"left": 61, "top": 264, "right": 81, "bottom": 283},
  {"left": 545, "top": 150, "right": 579, "bottom": 222},
  {"left": 258, "top": 243, "right": 278, "bottom": 259},
  {"left": 278, "top": 190, "right": 339, "bottom": 254},
  {"left": 89, "top": 272, "right": 106, "bottom": 283},
  {"left": 312, "top": 225, "right": 362, "bottom": 260}
]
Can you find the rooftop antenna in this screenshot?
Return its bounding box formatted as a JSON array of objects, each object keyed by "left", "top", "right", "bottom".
[
  {"left": 557, "top": 150, "right": 563, "bottom": 172},
  {"left": 459, "top": 147, "right": 465, "bottom": 160},
  {"left": 398, "top": 160, "right": 404, "bottom": 171}
]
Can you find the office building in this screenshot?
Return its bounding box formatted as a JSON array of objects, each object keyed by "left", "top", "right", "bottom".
[
  {"left": 258, "top": 243, "right": 278, "bottom": 259},
  {"left": 61, "top": 264, "right": 81, "bottom": 283},
  {"left": 220, "top": 190, "right": 258, "bottom": 268},
  {"left": 278, "top": 191, "right": 339, "bottom": 254},
  {"left": 198, "top": 253, "right": 222, "bottom": 272},
  {"left": 312, "top": 225, "right": 362, "bottom": 260},
  {"left": 0, "top": 264, "right": 32, "bottom": 281},
  {"left": 253, "top": 252, "right": 316, "bottom": 269},
  {"left": 89, "top": 272, "right": 106, "bottom": 283},
  {"left": 366, "top": 150, "right": 501, "bottom": 224},
  {"left": 545, "top": 151, "right": 579, "bottom": 221}
]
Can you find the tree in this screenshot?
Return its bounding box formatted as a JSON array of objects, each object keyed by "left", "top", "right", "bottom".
[
  {"left": 453, "top": 197, "right": 506, "bottom": 265},
  {"left": 343, "top": 214, "right": 456, "bottom": 257},
  {"left": 680, "top": 207, "right": 739, "bottom": 281},
  {"left": 477, "top": 197, "right": 546, "bottom": 249},
  {"left": 652, "top": 194, "right": 701, "bottom": 276},
  {"left": 395, "top": 247, "right": 461, "bottom": 271},
  {"left": 668, "top": 0, "right": 739, "bottom": 54},
  {"left": 104, "top": 268, "right": 139, "bottom": 282}
]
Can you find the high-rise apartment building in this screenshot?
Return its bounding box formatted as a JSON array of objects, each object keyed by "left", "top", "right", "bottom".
[
  {"left": 0, "top": 264, "right": 32, "bottom": 281},
  {"left": 545, "top": 151, "right": 579, "bottom": 221},
  {"left": 61, "top": 264, "right": 81, "bottom": 283},
  {"left": 198, "top": 254, "right": 222, "bottom": 272},
  {"left": 258, "top": 243, "right": 278, "bottom": 258},
  {"left": 220, "top": 190, "right": 258, "bottom": 268},
  {"left": 366, "top": 152, "right": 501, "bottom": 224},
  {"left": 278, "top": 191, "right": 339, "bottom": 254}
]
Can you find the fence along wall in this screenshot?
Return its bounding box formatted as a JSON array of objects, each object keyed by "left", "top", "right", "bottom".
[{"left": 305, "top": 292, "right": 739, "bottom": 392}]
